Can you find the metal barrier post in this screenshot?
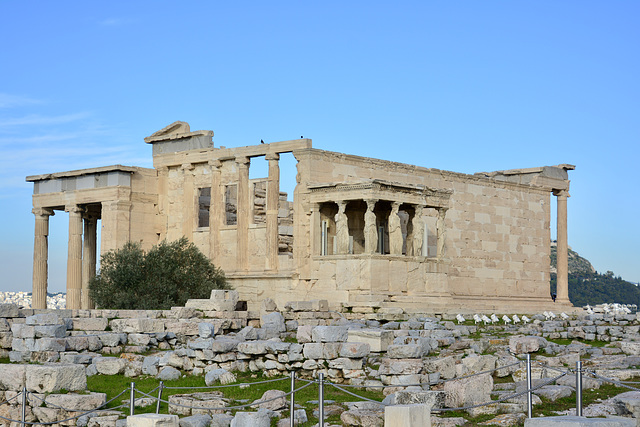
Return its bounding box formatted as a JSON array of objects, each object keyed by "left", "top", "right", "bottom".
[
  {"left": 21, "top": 387, "right": 27, "bottom": 425},
  {"left": 130, "top": 382, "right": 136, "bottom": 416},
  {"left": 290, "top": 371, "right": 296, "bottom": 427},
  {"left": 526, "top": 353, "right": 533, "bottom": 418},
  {"left": 318, "top": 372, "right": 325, "bottom": 427},
  {"left": 576, "top": 360, "right": 583, "bottom": 416},
  {"left": 156, "top": 381, "right": 164, "bottom": 414}
]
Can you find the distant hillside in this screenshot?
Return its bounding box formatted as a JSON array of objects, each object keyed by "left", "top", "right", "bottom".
[{"left": 550, "top": 243, "right": 640, "bottom": 306}]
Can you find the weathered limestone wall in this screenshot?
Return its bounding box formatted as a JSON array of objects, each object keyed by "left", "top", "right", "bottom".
[{"left": 293, "top": 149, "right": 552, "bottom": 310}]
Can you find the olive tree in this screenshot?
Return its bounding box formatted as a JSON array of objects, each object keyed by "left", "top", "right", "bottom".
[{"left": 89, "top": 237, "right": 229, "bottom": 309}]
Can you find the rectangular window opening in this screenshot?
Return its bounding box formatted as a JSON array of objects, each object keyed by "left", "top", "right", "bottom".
[
  {"left": 197, "top": 187, "right": 211, "bottom": 228},
  {"left": 225, "top": 184, "right": 238, "bottom": 225}
]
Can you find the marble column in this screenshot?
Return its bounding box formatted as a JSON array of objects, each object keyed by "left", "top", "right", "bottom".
[
  {"left": 411, "top": 205, "right": 425, "bottom": 256},
  {"left": 555, "top": 190, "right": 570, "bottom": 303},
  {"left": 32, "top": 207, "right": 54, "bottom": 310},
  {"left": 436, "top": 207, "right": 447, "bottom": 259},
  {"left": 364, "top": 199, "right": 378, "bottom": 254},
  {"left": 236, "top": 156, "right": 250, "bottom": 271},
  {"left": 335, "top": 201, "right": 349, "bottom": 254},
  {"left": 66, "top": 205, "right": 84, "bottom": 310},
  {"left": 266, "top": 153, "right": 280, "bottom": 271},
  {"left": 389, "top": 202, "right": 403, "bottom": 255},
  {"left": 208, "top": 160, "right": 222, "bottom": 263},
  {"left": 81, "top": 214, "right": 97, "bottom": 309}
]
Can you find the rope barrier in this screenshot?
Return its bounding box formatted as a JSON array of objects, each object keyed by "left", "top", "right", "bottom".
[
  {"left": 162, "top": 376, "right": 288, "bottom": 390},
  {"left": 136, "top": 381, "right": 314, "bottom": 411},
  {"left": 586, "top": 371, "right": 640, "bottom": 392}
]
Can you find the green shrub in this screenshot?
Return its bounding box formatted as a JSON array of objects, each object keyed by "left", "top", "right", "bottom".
[{"left": 89, "top": 237, "right": 229, "bottom": 309}]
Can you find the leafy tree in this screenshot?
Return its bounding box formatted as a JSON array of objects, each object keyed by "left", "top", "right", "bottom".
[{"left": 89, "top": 237, "right": 229, "bottom": 309}]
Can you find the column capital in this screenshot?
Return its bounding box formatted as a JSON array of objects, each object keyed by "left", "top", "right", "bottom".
[
  {"left": 65, "top": 205, "right": 84, "bottom": 214},
  {"left": 265, "top": 152, "right": 280, "bottom": 161},
  {"left": 365, "top": 199, "right": 378, "bottom": 208},
  {"left": 236, "top": 156, "right": 250, "bottom": 166},
  {"left": 32, "top": 207, "right": 54, "bottom": 217},
  {"left": 553, "top": 189, "right": 570, "bottom": 198},
  {"left": 157, "top": 166, "right": 169, "bottom": 173},
  {"left": 181, "top": 163, "right": 194, "bottom": 171},
  {"left": 208, "top": 159, "right": 222, "bottom": 169},
  {"left": 310, "top": 203, "right": 321, "bottom": 213},
  {"left": 102, "top": 200, "right": 132, "bottom": 210}
]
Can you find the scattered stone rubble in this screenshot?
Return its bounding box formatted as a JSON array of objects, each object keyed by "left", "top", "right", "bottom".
[{"left": 1, "top": 293, "right": 640, "bottom": 425}]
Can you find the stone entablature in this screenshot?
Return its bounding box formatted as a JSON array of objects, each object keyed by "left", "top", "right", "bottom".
[{"left": 26, "top": 121, "right": 574, "bottom": 313}]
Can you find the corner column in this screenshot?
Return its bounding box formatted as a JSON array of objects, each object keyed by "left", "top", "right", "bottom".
[
  {"left": 236, "top": 156, "right": 250, "bottom": 271},
  {"left": 266, "top": 153, "right": 280, "bottom": 271},
  {"left": 66, "top": 205, "right": 84, "bottom": 309},
  {"left": 310, "top": 203, "right": 320, "bottom": 256},
  {"left": 81, "top": 214, "right": 97, "bottom": 309},
  {"left": 364, "top": 199, "right": 378, "bottom": 254},
  {"left": 32, "top": 207, "right": 54, "bottom": 310},
  {"left": 555, "top": 190, "right": 570, "bottom": 303},
  {"left": 208, "top": 160, "right": 222, "bottom": 263}
]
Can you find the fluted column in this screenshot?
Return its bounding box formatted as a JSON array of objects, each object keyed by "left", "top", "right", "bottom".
[
  {"left": 236, "top": 156, "right": 250, "bottom": 271},
  {"left": 266, "top": 153, "right": 280, "bottom": 271},
  {"left": 310, "top": 203, "right": 321, "bottom": 256},
  {"left": 389, "top": 202, "right": 402, "bottom": 255},
  {"left": 335, "top": 201, "right": 349, "bottom": 254},
  {"left": 364, "top": 199, "right": 378, "bottom": 254},
  {"left": 555, "top": 190, "right": 570, "bottom": 303},
  {"left": 66, "top": 205, "right": 84, "bottom": 309},
  {"left": 208, "top": 160, "right": 222, "bottom": 263},
  {"left": 436, "top": 207, "right": 447, "bottom": 259},
  {"left": 81, "top": 214, "right": 97, "bottom": 309},
  {"left": 32, "top": 207, "right": 54, "bottom": 310}
]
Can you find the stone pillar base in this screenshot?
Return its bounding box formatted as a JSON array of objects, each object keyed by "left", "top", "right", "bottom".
[{"left": 384, "top": 404, "right": 432, "bottom": 427}]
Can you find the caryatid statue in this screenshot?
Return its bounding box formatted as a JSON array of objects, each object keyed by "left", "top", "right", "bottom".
[{"left": 389, "top": 202, "right": 403, "bottom": 255}]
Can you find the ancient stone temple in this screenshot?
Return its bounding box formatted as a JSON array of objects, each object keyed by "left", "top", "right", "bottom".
[{"left": 27, "top": 121, "right": 575, "bottom": 313}]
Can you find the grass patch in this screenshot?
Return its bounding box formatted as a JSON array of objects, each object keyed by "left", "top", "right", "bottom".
[
  {"left": 87, "top": 371, "right": 385, "bottom": 426},
  {"left": 546, "top": 338, "right": 610, "bottom": 348}
]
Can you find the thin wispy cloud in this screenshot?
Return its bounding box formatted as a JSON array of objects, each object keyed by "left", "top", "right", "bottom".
[
  {"left": 0, "top": 112, "right": 91, "bottom": 128},
  {"left": 100, "top": 17, "right": 134, "bottom": 27},
  {"left": 0, "top": 94, "right": 43, "bottom": 109}
]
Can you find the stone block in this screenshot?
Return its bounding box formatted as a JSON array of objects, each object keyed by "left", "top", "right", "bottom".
[
  {"left": 157, "top": 366, "right": 181, "bottom": 381},
  {"left": 384, "top": 404, "right": 431, "bottom": 427},
  {"left": 312, "top": 326, "right": 348, "bottom": 343},
  {"left": 237, "top": 341, "right": 268, "bottom": 355},
  {"left": 339, "top": 342, "right": 370, "bottom": 358},
  {"left": 36, "top": 338, "right": 67, "bottom": 352},
  {"left": 34, "top": 325, "right": 67, "bottom": 338},
  {"left": 25, "top": 364, "right": 87, "bottom": 393},
  {"left": 98, "top": 333, "right": 127, "bottom": 347},
  {"left": 109, "top": 319, "right": 164, "bottom": 333},
  {"left": 296, "top": 325, "right": 313, "bottom": 343},
  {"left": 509, "top": 336, "right": 540, "bottom": 354},
  {"left": 620, "top": 342, "right": 640, "bottom": 356},
  {"left": 45, "top": 392, "right": 106, "bottom": 410},
  {"left": 231, "top": 411, "right": 271, "bottom": 427},
  {"left": 444, "top": 373, "right": 493, "bottom": 415},
  {"left": 26, "top": 313, "right": 63, "bottom": 326},
  {"left": 72, "top": 317, "right": 109, "bottom": 331},
  {"left": 261, "top": 312, "right": 286, "bottom": 333},
  {"left": 379, "top": 358, "right": 422, "bottom": 375},
  {"left": 95, "top": 357, "right": 127, "bottom": 375},
  {"left": 0, "top": 304, "right": 19, "bottom": 318},
  {"left": 524, "top": 416, "right": 635, "bottom": 426},
  {"left": 387, "top": 344, "right": 423, "bottom": 359},
  {"left": 0, "top": 364, "right": 26, "bottom": 390},
  {"left": 11, "top": 323, "right": 35, "bottom": 339},
  {"left": 198, "top": 323, "right": 216, "bottom": 339},
  {"left": 127, "top": 414, "right": 179, "bottom": 427},
  {"left": 347, "top": 329, "right": 394, "bottom": 352}
]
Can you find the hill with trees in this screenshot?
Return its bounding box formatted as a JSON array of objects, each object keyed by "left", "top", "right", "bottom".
[{"left": 549, "top": 243, "right": 640, "bottom": 307}]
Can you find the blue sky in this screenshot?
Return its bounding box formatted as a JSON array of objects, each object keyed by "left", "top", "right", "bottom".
[{"left": 1, "top": 1, "right": 638, "bottom": 293}]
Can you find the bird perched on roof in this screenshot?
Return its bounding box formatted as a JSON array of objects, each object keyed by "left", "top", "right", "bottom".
[
  {"left": 261, "top": 139, "right": 264, "bottom": 144},
  {"left": 502, "top": 314, "right": 511, "bottom": 324},
  {"left": 456, "top": 314, "right": 466, "bottom": 324}
]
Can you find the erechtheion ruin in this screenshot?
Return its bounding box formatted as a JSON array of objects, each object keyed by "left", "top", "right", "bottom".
[{"left": 26, "top": 121, "right": 575, "bottom": 313}]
